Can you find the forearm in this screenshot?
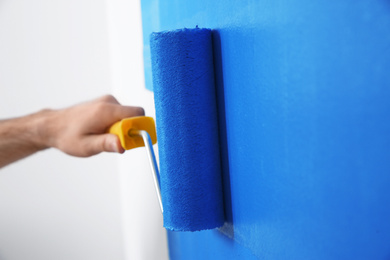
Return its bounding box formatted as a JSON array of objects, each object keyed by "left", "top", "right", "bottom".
[{"left": 0, "top": 110, "right": 49, "bottom": 168}]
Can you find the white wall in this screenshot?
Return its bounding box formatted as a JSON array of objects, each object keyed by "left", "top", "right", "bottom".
[
  {"left": 105, "top": 0, "right": 168, "bottom": 259},
  {"left": 0, "top": 0, "right": 168, "bottom": 259}
]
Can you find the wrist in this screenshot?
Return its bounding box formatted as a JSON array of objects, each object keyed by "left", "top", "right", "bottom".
[{"left": 29, "top": 109, "right": 57, "bottom": 151}]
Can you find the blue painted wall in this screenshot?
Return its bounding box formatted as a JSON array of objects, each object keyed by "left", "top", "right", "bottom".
[{"left": 141, "top": 1, "right": 390, "bottom": 259}]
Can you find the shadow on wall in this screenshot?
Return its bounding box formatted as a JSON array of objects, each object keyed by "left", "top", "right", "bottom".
[
  {"left": 212, "top": 29, "right": 234, "bottom": 239},
  {"left": 211, "top": 27, "right": 283, "bottom": 254}
]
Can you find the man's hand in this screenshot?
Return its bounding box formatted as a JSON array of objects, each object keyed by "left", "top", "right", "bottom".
[{"left": 0, "top": 95, "right": 144, "bottom": 168}]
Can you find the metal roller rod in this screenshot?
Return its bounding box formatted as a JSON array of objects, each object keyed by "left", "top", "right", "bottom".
[{"left": 129, "top": 129, "right": 163, "bottom": 213}]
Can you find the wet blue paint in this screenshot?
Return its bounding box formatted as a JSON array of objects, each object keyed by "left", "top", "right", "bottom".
[{"left": 142, "top": 1, "right": 390, "bottom": 259}]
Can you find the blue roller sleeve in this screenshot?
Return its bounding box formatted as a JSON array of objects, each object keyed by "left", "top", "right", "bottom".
[{"left": 150, "top": 28, "right": 225, "bottom": 231}]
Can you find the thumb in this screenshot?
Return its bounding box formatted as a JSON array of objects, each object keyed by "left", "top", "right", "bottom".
[{"left": 84, "top": 134, "right": 125, "bottom": 155}]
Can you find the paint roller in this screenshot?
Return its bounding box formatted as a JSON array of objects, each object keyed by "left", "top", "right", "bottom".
[{"left": 109, "top": 27, "right": 224, "bottom": 231}]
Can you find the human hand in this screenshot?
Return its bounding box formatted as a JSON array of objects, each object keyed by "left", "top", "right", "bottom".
[{"left": 39, "top": 95, "right": 144, "bottom": 157}]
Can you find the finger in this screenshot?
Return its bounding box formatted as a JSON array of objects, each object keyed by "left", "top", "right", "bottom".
[
  {"left": 82, "top": 134, "right": 125, "bottom": 156},
  {"left": 104, "top": 104, "right": 145, "bottom": 122},
  {"left": 116, "top": 105, "right": 145, "bottom": 118},
  {"left": 89, "top": 103, "right": 145, "bottom": 131}
]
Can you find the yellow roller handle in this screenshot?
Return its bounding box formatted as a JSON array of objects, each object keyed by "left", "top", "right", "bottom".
[{"left": 108, "top": 116, "right": 157, "bottom": 150}]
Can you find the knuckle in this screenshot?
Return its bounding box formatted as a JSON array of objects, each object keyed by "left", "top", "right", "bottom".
[
  {"left": 99, "top": 94, "right": 116, "bottom": 103},
  {"left": 93, "top": 102, "right": 109, "bottom": 116}
]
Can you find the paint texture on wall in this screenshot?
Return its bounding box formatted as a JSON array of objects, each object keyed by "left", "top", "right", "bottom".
[{"left": 142, "top": 1, "right": 390, "bottom": 259}]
